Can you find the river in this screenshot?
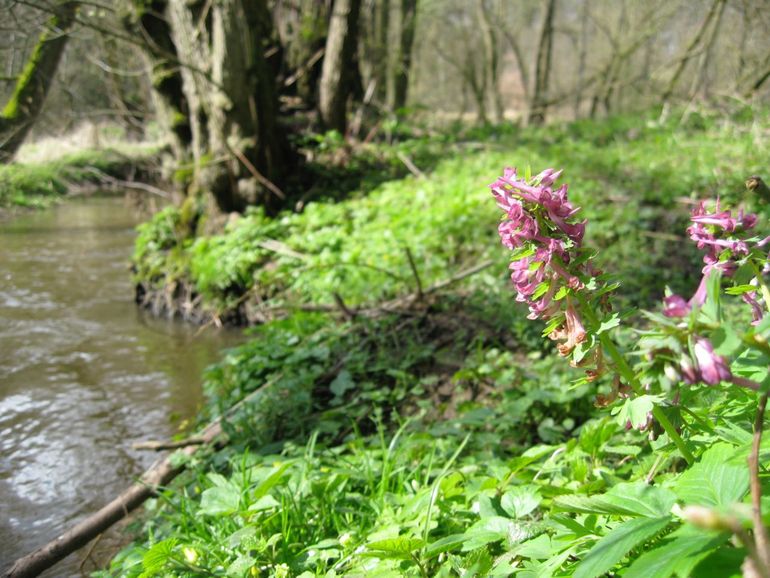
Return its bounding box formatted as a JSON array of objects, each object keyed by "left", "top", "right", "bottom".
[{"left": 0, "top": 197, "right": 242, "bottom": 576}]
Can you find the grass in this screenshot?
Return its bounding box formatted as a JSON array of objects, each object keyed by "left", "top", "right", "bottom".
[
  {"left": 0, "top": 146, "right": 158, "bottom": 210},
  {"left": 101, "top": 107, "right": 770, "bottom": 577}
]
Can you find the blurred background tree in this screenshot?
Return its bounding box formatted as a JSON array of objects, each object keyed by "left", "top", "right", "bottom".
[{"left": 2, "top": 0, "right": 770, "bottom": 212}]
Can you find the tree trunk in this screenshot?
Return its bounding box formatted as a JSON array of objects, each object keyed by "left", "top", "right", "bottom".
[
  {"left": 660, "top": 0, "right": 726, "bottom": 105},
  {"left": 123, "top": 0, "right": 192, "bottom": 179},
  {"left": 160, "top": 0, "right": 290, "bottom": 214},
  {"left": 0, "top": 1, "right": 79, "bottom": 163},
  {"left": 528, "top": 0, "right": 556, "bottom": 126},
  {"left": 360, "top": 0, "right": 389, "bottom": 104},
  {"left": 281, "top": 0, "right": 329, "bottom": 108},
  {"left": 573, "top": 0, "right": 589, "bottom": 119},
  {"left": 386, "top": 0, "right": 417, "bottom": 111},
  {"left": 688, "top": 0, "right": 726, "bottom": 101},
  {"left": 319, "top": 0, "right": 362, "bottom": 133},
  {"left": 476, "top": 0, "right": 503, "bottom": 124}
]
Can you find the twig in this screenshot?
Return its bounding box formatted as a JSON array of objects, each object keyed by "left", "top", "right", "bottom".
[
  {"left": 82, "top": 167, "right": 170, "bottom": 198},
  {"left": 228, "top": 145, "right": 286, "bottom": 200},
  {"left": 78, "top": 532, "right": 102, "bottom": 571},
  {"left": 257, "top": 239, "right": 307, "bottom": 261},
  {"left": 332, "top": 293, "right": 356, "bottom": 322},
  {"left": 396, "top": 151, "right": 425, "bottom": 179},
  {"left": 404, "top": 247, "right": 424, "bottom": 300},
  {"left": 283, "top": 48, "right": 325, "bottom": 88},
  {"left": 750, "top": 393, "right": 770, "bottom": 573},
  {"left": 132, "top": 437, "right": 207, "bottom": 451}
]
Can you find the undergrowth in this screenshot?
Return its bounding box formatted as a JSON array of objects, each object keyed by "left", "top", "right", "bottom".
[
  {"left": 0, "top": 147, "right": 157, "bottom": 209},
  {"left": 133, "top": 109, "right": 769, "bottom": 322},
  {"left": 100, "top": 108, "right": 770, "bottom": 578}
]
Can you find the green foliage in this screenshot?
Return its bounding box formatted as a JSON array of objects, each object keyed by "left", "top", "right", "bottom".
[
  {"left": 0, "top": 147, "right": 156, "bottom": 208},
  {"left": 105, "top": 110, "right": 770, "bottom": 577}
]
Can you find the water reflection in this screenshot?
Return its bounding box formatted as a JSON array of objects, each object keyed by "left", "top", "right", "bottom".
[{"left": 0, "top": 197, "right": 242, "bottom": 576}]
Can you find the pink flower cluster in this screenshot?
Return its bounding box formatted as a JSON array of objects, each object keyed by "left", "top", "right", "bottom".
[
  {"left": 491, "top": 168, "right": 586, "bottom": 319},
  {"left": 663, "top": 199, "right": 768, "bottom": 388},
  {"left": 664, "top": 200, "right": 763, "bottom": 323},
  {"left": 492, "top": 168, "right": 592, "bottom": 358}
]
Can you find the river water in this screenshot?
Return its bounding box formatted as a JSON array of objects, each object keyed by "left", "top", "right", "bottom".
[{"left": 0, "top": 197, "right": 242, "bottom": 576}]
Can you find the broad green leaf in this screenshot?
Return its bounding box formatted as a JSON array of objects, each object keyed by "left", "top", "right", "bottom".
[
  {"left": 200, "top": 483, "right": 241, "bottom": 516},
  {"left": 423, "top": 534, "right": 467, "bottom": 558},
  {"left": 555, "top": 482, "right": 677, "bottom": 518},
  {"left": 623, "top": 526, "right": 729, "bottom": 578},
  {"left": 501, "top": 486, "right": 542, "bottom": 518},
  {"left": 461, "top": 516, "right": 532, "bottom": 551},
  {"left": 573, "top": 516, "right": 672, "bottom": 578},
  {"left": 141, "top": 539, "right": 178, "bottom": 574},
  {"left": 691, "top": 546, "right": 745, "bottom": 578},
  {"left": 674, "top": 443, "right": 748, "bottom": 507},
  {"left": 731, "top": 349, "right": 770, "bottom": 391}
]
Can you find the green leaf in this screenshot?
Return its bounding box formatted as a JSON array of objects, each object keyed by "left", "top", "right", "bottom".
[
  {"left": 364, "top": 537, "right": 424, "bottom": 560},
  {"left": 691, "top": 546, "right": 746, "bottom": 578},
  {"left": 423, "top": 534, "right": 467, "bottom": 558},
  {"left": 330, "top": 369, "right": 355, "bottom": 397},
  {"left": 597, "top": 313, "right": 621, "bottom": 334},
  {"left": 199, "top": 483, "right": 241, "bottom": 516},
  {"left": 141, "top": 539, "right": 178, "bottom": 574},
  {"left": 573, "top": 516, "right": 672, "bottom": 578},
  {"left": 674, "top": 443, "right": 749, "bottom": 507},
  {"left": 731, "top": 349, "right": 770, "bottom": 391},
  {"left": 252, "top": 461, "right": 293, "bottom": 501},
  {"left": 710, "top": 326, "right": 742, "bottom": 357},
  {"left": 501, "top": 486, "right": 542, "bottom": 518},
  {"left": 724, "top": 284, "right": 756, "bottom": 296},
  {"left": 611, "top": 395, "right": 662, "bottom": 429},
  {"left": 555, "top": 482, "right": 677, "bottom": 518},
  {"left": 623, "top": 526, "right": 730, "bottom": 578}
]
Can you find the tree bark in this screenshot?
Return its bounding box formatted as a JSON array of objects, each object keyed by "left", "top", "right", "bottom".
[
  {"left": 360, "top": 0, "right": 389, "bottom": 104},
  {"left": 0, "top": 1, "right": 79, "bottom": 163},
  {"left": 528, "top": 0, "right": 556, "bottom": 126},
  {"left": 660, "top": 0, "right": 726, "bottom": 105},
  {"left": 159, "top": 0, "right": 290, "bottom": 214},
  {"left": 122, "top": 0, "right": 192, "bottom": 167},
  {"left": 280, "top": 0, "right": 329, "bottom": 108},
  {"left": 319, "top": 0, "right": 362, "bottom": 133},
  {"left": 385, "top": 0, "right": 417, "bottom": 111},
  {"left": 476, "top": 0, "right": 503, "bottom": 124}
]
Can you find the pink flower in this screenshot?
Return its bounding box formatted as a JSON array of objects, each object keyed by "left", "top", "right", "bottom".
[
  {"left": 663, "top": 294, "right": 691, "bottom": 318},
  {"left": 693, "top": 338, "right": 732, "bottom": 385}
]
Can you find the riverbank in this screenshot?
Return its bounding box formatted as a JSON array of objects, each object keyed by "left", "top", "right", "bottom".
[
  {"left": 132, "top": 108, "right": 769, "bottom": 326},
  {"left": 0, "top": 146, "right": 161, "bottom": 212},
  {"left": 24, "top": 108, "right": 770, "bottom": 577}
]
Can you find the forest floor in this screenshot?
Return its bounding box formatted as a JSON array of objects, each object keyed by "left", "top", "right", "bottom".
[{"left": 88, "top": 107, "right": 770, "bottom": 577}]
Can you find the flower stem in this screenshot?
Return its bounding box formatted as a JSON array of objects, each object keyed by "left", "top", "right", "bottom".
[
  {"left": 575, "top": 294, "right": 695, "bottom": 464},
  {"left": 750, "top": 393, "right": 770, "bottom": 571},
  {"left": 597, "top": 332, "right": 695, "bottom": 465}
]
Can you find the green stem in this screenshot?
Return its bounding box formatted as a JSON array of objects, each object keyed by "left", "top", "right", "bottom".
[{"left": 574, "top": 293, "right": 695, "bottom": 464}]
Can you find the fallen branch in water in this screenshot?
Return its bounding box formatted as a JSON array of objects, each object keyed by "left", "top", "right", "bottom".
[{"left": 2, "top": 378, "right": 277, "bottom": 578}]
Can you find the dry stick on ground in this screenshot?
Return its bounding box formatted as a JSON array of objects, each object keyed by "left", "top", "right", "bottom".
[
  {"left": 750, "top": 392, "right": 770, "bottom": 574},
  {"left": 396, "top": 151, "right": 425, "bottom": 179},
  {"left": 2, "top": 378, "right": 278, "bottom": 578}
]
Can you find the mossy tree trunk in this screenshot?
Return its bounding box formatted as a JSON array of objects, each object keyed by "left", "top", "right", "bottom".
[
  {"left": 319, "top": 0, "right": 362, "bottom": 133},
  {"left": 0, "top": 1, "right": 79, "bottom": 163},
  {"left": 122, "top": 0, "right": 192, "bottom": 173},
  {"left": 129, "top": 0, "right": 292, "bottom": 215}
]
